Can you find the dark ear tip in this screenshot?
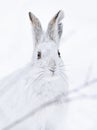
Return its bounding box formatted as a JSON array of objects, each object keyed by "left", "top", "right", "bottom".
[
  {"left": 55, "top": 10, "right": 61, "bottom": 19},
  {"left": 55, "top": 10, "right": 64, "bottom": 20},
  {"left": 29, "top": 12, "right": 32, "bottom": 21},
  {"left": 57, "top": 10, "right": 61, "bottom": 14}
]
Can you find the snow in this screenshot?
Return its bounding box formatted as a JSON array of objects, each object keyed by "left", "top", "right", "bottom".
[{"left": 0, "top": 0, "right": 97, "bottom": 130}]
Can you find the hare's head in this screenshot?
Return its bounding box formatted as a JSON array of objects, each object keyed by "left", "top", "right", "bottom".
[{"left": 29, "top": 10, "right": 65, "bottom": 80}]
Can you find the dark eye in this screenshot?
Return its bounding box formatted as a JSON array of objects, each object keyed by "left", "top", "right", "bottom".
[
  {"left": 37, "top": 51, "right": 41, "bottom": 59},
  {"left": 58, "top": 51, "right": 61, "bottom": 57}
]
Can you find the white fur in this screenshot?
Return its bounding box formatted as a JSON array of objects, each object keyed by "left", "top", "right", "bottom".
[{"left": 0, "top": 10, "right": 68, "bottom": 130}]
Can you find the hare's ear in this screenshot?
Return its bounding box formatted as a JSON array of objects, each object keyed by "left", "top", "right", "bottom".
[
  {"left": 29, "top": 12, "right": 43, "bottom": 47},
  {"left": 47, "top": 10, "right": 64, "bottom": 44}
]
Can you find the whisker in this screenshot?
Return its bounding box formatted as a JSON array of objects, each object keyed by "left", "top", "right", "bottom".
[
  {"left": 60, "top": 71, "right": 65, "bottom": 76},
  {"left": 25, "top": 73, "right": 44, "bottom": 97},
  {"left": 26, "top": 72, "right": 44, "bottom": 88},
  {"left": 59, "top": 65, "right": 65, "bottom": 67},
  {"left": 60, "top": 74, "right": 66, "bottom": 81},
  {"left": 33, "top": 74, "right": 44, "bottom": 83}
]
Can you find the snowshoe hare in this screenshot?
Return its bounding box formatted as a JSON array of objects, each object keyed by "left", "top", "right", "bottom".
[{"left": 0, "top": 10, "right": 68, "bottom": 130}]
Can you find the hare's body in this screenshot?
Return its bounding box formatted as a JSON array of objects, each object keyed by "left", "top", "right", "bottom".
[{"left": 0, "top": 10, "right": 68, "bottom": 130}]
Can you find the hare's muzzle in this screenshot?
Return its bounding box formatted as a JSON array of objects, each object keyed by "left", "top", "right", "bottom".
[{"left": 48, "top": 59, "right": 56, "bottom": 74}]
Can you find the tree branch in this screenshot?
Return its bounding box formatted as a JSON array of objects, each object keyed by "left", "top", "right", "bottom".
[{"left": 2, "top": 77, "right": 97, "bottom": 130}]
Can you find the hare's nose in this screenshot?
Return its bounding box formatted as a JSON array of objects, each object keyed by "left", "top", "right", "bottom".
[{"left": 48, "top": 59, "right": 56, "bottom": 72}]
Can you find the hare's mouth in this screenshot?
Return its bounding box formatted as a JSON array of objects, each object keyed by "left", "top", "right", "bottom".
[
  {"left": 43, "top": 69, "right": 58, "bottom": 81},
  {"left": 49, "top": 69, "right": 55, "bottom": 75}
]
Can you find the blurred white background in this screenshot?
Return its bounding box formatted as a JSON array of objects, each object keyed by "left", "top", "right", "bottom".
[{"left": 0, "top": 0, "right": 97, "bottom": 129}]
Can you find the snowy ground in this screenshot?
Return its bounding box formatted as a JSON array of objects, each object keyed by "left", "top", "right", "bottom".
[{"left": 0, "top": 0, "right": 97, "bottom": 130}]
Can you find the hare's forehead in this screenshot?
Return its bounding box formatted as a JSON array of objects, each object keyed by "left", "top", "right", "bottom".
[{"left": 37, "top": 42, "right": 58, "bottom": 53}]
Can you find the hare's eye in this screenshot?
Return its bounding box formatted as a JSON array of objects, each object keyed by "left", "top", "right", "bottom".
[
  {"left": 37, "top": 51, "right": 41, "bottom": 59},
  {"left": 58, "top": 51, "right": 61, "bottom": 57}
]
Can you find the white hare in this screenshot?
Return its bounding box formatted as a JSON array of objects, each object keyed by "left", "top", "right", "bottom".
[{"left": 0, "top": 10, "right": 68, "bottom": 130}]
